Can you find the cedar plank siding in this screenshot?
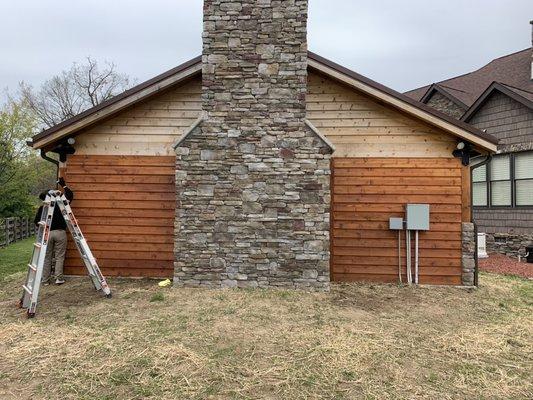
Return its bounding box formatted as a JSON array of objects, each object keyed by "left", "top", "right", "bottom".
[
  {"left": 74, "top": 78, "right": 202, "bottom": 156},
  {"left": 63, "top": 155, "right": 175, "bottom": 277},
  {"left": 307, "top": 72, "right": 458, "bottom": 158},
  {"left": 331, "top": 157, "right": 464, "bottom": 285},
  {"left": 468, "top": 91, "right": 533, "bottom": 235},
  {"left": 63, "top": 71, "right": 466, "bottom": 281}
]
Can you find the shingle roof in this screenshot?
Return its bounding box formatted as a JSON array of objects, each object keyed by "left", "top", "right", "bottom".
[{"left": 406, "top": 48, "right": 533, "bottom": 107}]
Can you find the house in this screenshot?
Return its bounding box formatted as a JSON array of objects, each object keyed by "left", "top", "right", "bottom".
[
  {"left": 406, "top": 25, "right": 533, "bottom": 258},
  {"left": 28, "top": 0, "right": 498, "bottom": 288}
]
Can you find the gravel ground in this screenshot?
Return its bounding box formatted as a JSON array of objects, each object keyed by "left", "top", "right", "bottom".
[{"left": 479, "top": 253, "right": 533, "bottom": 279}]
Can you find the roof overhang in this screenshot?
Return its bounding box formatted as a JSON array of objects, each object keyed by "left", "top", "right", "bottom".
[
  {"left": 462, "top": 81, "right": 533, "bottom": 122},
  {"left": 30, "top": 56, "right": 202, "bottom": 150},
  {"left": 30, "top": 52, "right": 498, "bottom": 153},
  {"left": 307, "top": 52, "right": 497, "bottom": 153},
  {"left": 420, "top": 83, "right": 468, "bottom": 109}
]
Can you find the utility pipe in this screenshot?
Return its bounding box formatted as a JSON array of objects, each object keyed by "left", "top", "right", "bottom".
[
  {"left": 406, "top": 230, "right": 412, "bottom": 284},
  {"left": 415, "top": 230, "right": 419, "bottom": 284},
  {"left": 398, "top": 230, "right": 402, "bottom": 284}
]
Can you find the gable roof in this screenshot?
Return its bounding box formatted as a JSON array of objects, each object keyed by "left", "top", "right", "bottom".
[
  {"left": 406, "top": 48, "right": 533, "bottom": 108},
  {"left": 30, "top": 52, "right": 498, "bottom": 152},
  {"left": 462, "top": 81, "right": 533, "bottom": 122},
  {"left": 30, "top": 56, "right": 202, "bottom": 149},
  {"left": 419, "top": 84, "right": 469, "bottom": 110}
]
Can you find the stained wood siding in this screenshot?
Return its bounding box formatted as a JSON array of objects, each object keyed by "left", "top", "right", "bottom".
[
  {"left": 307, "top": 72, "right": 457, "bottom": 158},
  {"left": 63, "top": 155, "right": 175, "bottom": 277},
  {"left": 74, "top": 78, "right": 202, "bottom": 156},
  {"left": 331, "top": 157, "right": 464, "bottom": 285}
]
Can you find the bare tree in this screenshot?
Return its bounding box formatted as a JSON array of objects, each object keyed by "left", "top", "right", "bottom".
[{"left": 19, "top": 57, "right": 132, "bottom": 129}]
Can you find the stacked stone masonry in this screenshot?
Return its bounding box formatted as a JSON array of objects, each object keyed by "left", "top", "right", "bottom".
[
  {"left": 174, "top": 0, "right": 332, "bottom": 289},
  {"left": 485, "top": 233, "right": 533, "bottom": 258},
  {"left": 462, "top": 222, "right": 476, "bottom": 286}
]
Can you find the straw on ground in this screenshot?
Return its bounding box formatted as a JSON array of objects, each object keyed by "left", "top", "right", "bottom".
[{"left": 0, "top": 267, "right": 531, "bottom": 399}]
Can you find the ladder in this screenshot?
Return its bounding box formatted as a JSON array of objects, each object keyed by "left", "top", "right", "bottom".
[{"left": 20, "top": 190, "right": 111, "bottom": 318}]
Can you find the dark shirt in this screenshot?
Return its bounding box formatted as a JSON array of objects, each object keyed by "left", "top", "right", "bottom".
[{"left": 34, "top": 187, "right": 74, "bottom": 231}]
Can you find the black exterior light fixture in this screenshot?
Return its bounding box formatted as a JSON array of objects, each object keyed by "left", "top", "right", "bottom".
[
  {"left": 452, "top": 141, "right": 473, "bottom": 166},
  {"left": 53, "top": 137, "right": 76, "bottom": 162}
]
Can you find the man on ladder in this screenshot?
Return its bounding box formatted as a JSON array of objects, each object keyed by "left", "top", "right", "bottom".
[
  {"left": 33, "top": 177, "right": 72, "bottom": 286},
  {"left": 21, "top": 178, "right": 111, "bottom": 318}
]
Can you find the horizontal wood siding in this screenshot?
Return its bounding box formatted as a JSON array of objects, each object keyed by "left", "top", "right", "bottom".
[
  {"left": 331, "top": 157, "right": 464, "bottom": 285},
  {"left": 307, "top": 72, "right": 457, "bottom": 158},
  {"left": 63, "top": 155, "right": 175, "bottom": 277},
  {"left": 74, "top": 79, "right": 202, "bottom": 156}
]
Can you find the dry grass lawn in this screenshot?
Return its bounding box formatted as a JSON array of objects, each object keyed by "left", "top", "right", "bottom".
[{"left": 0, "top": 270, "right": 531, "bottom": 400}]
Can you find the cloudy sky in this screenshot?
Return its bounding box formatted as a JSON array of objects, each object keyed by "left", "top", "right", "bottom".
[{"left": 0, "top": 0, "right": 531, "bottom": 102}]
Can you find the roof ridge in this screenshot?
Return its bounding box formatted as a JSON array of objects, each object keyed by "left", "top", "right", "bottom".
[{"left": 406, "top": 47, "right": 531, "bottom": 93}]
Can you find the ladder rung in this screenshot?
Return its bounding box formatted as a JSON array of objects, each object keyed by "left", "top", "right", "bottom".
[
  {"left": 33, "top": 243, "right": 42, "bottom": 248},
  {"left": 23, "top": 285, "right": 32, "bottom": 295},
  {"left": 28, "top": 264, "right": 37, "bottom": 272},
  {"left": 38, "top": 221, "right": 47, "bottom": 226}
]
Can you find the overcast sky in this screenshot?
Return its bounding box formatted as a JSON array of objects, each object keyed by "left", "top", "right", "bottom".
[{"left": 0, "top": 0, "right": 531, "bottom": 104}]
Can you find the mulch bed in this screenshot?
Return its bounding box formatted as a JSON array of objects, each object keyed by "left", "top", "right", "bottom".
[{"left": 479, "top": 253, "right": 533, "bottom": 279}]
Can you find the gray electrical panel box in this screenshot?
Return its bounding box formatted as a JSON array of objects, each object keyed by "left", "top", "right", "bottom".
[
  {"left": 389, "top": 217, "right": 404, "bottom": 230},
  {"left": 406, "top": 204, "right": 430, "bottom": 231}
]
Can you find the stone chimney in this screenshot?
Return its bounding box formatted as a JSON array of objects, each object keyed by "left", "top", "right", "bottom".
[
  {"left": 202, "top": 0, "right": 308, "bottom": 126},
  {"left": 174, "top": 0, "right": 332, "bottom": 289}
]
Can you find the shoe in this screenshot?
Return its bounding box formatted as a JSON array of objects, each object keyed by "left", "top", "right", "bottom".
[{"left": 55, "top": 278, "right": 66, "bottom": 285}]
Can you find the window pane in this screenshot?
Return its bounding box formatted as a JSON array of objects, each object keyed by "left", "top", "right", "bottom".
[
  {"left": 472, "top": 164, "right": 486, "bottom": 182},
  {"left": 490, "top": 156, "right": 510, "bottom": 181},
  {"left": 516, "top": 179, "right": 533, "bottom": 206},
  {"left": 473, "top": 182, "right": 487, "bottom": 206},
  {"left": 491, "top": 181, "right": 511, "bottom": 206},
  {"left": 515, "top": 152, "right": 533, "bottom": 179}
]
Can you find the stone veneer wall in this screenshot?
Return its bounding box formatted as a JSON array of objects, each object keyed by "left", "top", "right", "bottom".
[
  {"left": 462, "top": 222, "right": 476, "bottom": 286},
  {"left": 174, "top": 0, "right": 332, "bottom": 289},
  {"left": 485, "top": 233, "right": 533, "bottom": 258},
  {"left": 425, "top": 91, "right": 466, "bottom": 120}
]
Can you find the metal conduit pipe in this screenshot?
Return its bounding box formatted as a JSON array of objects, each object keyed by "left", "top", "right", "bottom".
[
  {"left": 415, "top": 230, "right": 419, "bottom": 284},
  {"left": 398, "top": 230, "right": 402, "bottom": 284},
  {"left": 406, "top": 230, "right": 412, "bottom": 285}
]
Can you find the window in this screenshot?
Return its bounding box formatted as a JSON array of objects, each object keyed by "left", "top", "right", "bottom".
[
  {"left": 472, "top": 151, "right": 533, "bottom": 208},
  {"left": 514, "top": 152, "right": 533, "bottom": 206},
  {"left": 472, "top": 160, "right": 487, "bottom": 206},
  {"left": 490, "top": 155, "right": 511, "bottom": 206}
]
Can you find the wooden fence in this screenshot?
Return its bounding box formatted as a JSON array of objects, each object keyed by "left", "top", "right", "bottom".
[{"left": 0, "top": 217, "right": 36, "bottom": 247}]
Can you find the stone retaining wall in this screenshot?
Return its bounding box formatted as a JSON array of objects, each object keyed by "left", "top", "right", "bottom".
[{"left": 485, "top": 232, "right": 533, "bottom": 258}]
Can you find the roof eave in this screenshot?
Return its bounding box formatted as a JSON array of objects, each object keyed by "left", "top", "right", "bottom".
[
  {"left": 30, "top": 56, "right": 202, "bottom": 150},
  {"left": 307, "top": 52, "right": 498, "bottom": 152},
  {"left": 31, "top": 51, "right": 499, "bottom": 154},
  {"left": 462, "top": 81, "right": 533, "bottom": 122},
  {"left": 420, "top": 84, "right": 468, "bottom": 109}
]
